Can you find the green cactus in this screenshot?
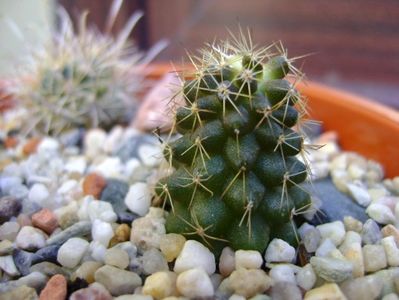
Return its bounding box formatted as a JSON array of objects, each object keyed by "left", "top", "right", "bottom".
[{"left": 155, "top": 31, "right": 313, "bottom": 253}]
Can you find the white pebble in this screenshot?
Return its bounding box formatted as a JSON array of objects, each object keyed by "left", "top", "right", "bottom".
[
  {"left": 37, "top": 137, "right": 59, "bottom": 153},
  {"left": 296, "top": 264, "right": 316, "bottom": 291},
  {"left": 0, "top": 221, "right": 20, "bottom": 241},
  {"left": 92, "top": 157, "right": 123, "bottom": 179},
  {"left": 264, "top": 239, "right": 296, "bottom": 263},
  {"left": 235, "top": 250, "right": 263, "bottom": 269},
  {"left": 64, "top": 156, "right": 87, "bottom": 174},
  {"left": 138, "top": 144, "right": 163, "bottom": 167},
  {"left": 363, "top": 244, "right": 387, "bottom": 272},
  {"left": 316, "top": 221, "right": 346, "bottom": 246},
  {"left": 347, "top": 183, "right": 371, "bottom": 207},
  {"left": 84, "top": 129, "right": 107, "bottom": 158},
  {"left": 92, "top": 219, "right": 114, "bottom": 247},
  {"left": 57, "top": 237, "right": 89, "bottom": 268},
  {"left": 269, "top": 264, "right": 296, "bottom": 284},
  {"left": 15, "top": 226, "right": 46, "bottom": 250},
  {"left": 219, "top": 246, "right": 235, "bottom": 277},
  {"left": 366, "top": 203, "right": 396, "bottom": 224},
  {"left": 124, "top": 183, "right": 151, "bottom": 216},
  {"left": 103, "top": 126, "right": 124, "bottom": 154},
  {"left": 174, "top": 240, "right": 216, "bottom": 275},
  {"left": 88, "top": 200, "right": 117, "bottom": 223},
  {"left": 90, "top": 241, "right": 107, "bottom": 261},
  {"left": 315, "top": 238, "right": 337, "bottom": 257},
  {"left": 28, "top": 183, "right": 50, "bottom": 207},
  {"left": 381, "top": 236, "right": 399, "bottom": 267},
  {"left": 176, "top": 267, "right": 214, "bottom": 298},
  {"left": 0, "top": 255, "right": 20, "bottom": 276}
]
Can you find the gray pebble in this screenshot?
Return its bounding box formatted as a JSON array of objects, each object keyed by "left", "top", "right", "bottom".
[
  {"left": 12, "top": 249, "right": 33, "bottom": 276},
  {"left": 46, "top": 221, "right": 91, "bottom": 245},
  {"left": 269, "top": 281, "right": 302, "bottom": 300},
  {"left": 340, "top": 275, "right": 383, "bottom": 300},
  {"left": 361, "top": 219, "right": 382, "bottom": 245},
  {"left": 0, "top": 196, "right": 22, "bottom": 224},
  {"left": 30, "top": 261, "right": 70, "bottom": 277},
  {"left": 100, "top": 179, "right": 129, "bottom": 214}
]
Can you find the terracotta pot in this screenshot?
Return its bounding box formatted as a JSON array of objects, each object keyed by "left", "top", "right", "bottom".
[{"left": 2, "top": 64, "right": 399, "bottom": 177}]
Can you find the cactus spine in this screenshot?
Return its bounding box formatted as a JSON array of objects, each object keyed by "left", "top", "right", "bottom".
[{"left": 155, "top": 31, "right": 313, "bottom": 253}]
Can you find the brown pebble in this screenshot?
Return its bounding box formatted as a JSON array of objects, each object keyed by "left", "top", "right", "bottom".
[
  {"left": 381, "top": 224, "right": 399, "bottom": 247},
  {"left": 83, "top": 173, "right": 107, "bottom": 199},
  {"left": 109, "top": 224, "right": 131, "bottom": 247},
  {"left": 23, "top": 137, "right": 41, "bottom": 155},
  {"left": 39, "top": 274, "right": 67, "bottom": 300},
  {"left": 4, "top": 136, "right": 18, "bottom": 149},
  {"left": 32, "top": 208, "right": 58, "bottom": 234}
]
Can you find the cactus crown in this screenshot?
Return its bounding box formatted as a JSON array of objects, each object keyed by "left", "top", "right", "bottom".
[
  {"left": 8, "top": 1, "right": 161, "bottom": 136},
  {"left": 155, "top": 29, "right": 314, "bottom": 253}
]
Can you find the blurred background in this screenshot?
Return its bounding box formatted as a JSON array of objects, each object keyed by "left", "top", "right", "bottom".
[{"left": 1, "top": 0, "right": 398, "bottom": 109}]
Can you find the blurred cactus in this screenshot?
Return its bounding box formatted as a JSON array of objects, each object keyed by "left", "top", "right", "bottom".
[
  {"left": 8, "top": 0, "right": 165, "bottom": 135},
  {"left": 155, "top": 29, "right": 315, "bottom": 253}
]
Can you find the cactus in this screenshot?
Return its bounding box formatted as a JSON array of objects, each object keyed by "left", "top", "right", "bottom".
[
  {"left": 8, "top": 1, "right": 165, "bottom": 136},
  {"left": 155, "top": 30, "right": 314, "bottom": 253}
]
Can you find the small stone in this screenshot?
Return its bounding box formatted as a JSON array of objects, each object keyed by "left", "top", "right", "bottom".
[
  {"left": 363, "top": 244, "right": 387, "bottom": 273},
  {"left": 109, "top": 224, "right": 131, "bottom": 247},
  {"left": 105, "top": 248, "right": 130, "bottom": 269},
  {"left": 229, "top": 268, "right": 272, "bottom": 298},
  {"left": 13, "top": 249, "right": 33, "bottom": 276},
  {"left": 64, "top": 156, "right": 87, "bottom": 174},
  {"left": 270, "top": 281, "right": 302, "bottom": 300},
  {"left": 92, "top": 219, "right": 114, "bottom": 247},
  {"left": 219, "top": 246, "right": 236, "bottom": 277},
  {"left": 100, "top": 179, "right": 129, "bottom": 213},
  {"left": 15, "top": 271, "right": 48, "bottom": 291},
  {"left": 83, "top": 173, "right": 107, "bottom": 199},
  {"left": 30, "top": 262, "right": 69, "bottom": 278},
  {"left": 361, "top": 219, "right": 382, "bottom": 245},
  {"left": 32, "top": 244, "right": 60, "bottom": 265},
  {"left": 347, "top": 183, "right": 371, "bottom": 207},
  {"left": 343, "top": 216, "right": 363, "bottom": 233},
  {"left": 114, "top": 296, "right": 153, "bottom": 300},
  {"left": 174, "top": 240, "right": 216, "bottom": 275},
  {"left": 383, "top": 294, "right": 399, "bottom": 300},
  {"left": 4, "top": 136, "right": 18, "bottom": 148},
  {"left": 22, "top": 137, "right": 41, "bottom": 155},
  {"left": 340, "top": 275, "right": 383, "bottom": 300},
  {"left": 92, "top": 157, "right": 124, "bottom": 179},
  {"left": 57, "top": 237, "right": 89, "bottom": 268},
  {"left": 142, "top": 248, "right": 169, "bottom": 275},
  {"left": 382, "top": 236, "right": 399, "bottom": 267},
  {"left": 0, "top": 196, "right": 22, "bottom": 224},
  {"left": 84, "top": 128, "right": 107, "bottom": 158},
  {"left": 269, "top": 264, "right": 296, "bottom": 284},
  {"left": 88, "top": 200, "right": 117, "bottom": 223},
  {"left": 53, "top": 202, "right": 79, "bottom": 229},
  {"left": 366, "top": 203, "right": 396, "bottom": 225},
  {"left": 37, "top": 137, "right": 59, "bottom": 153},
  {"left": 160, "top": 233, "right": 186, "bottom": 262},
  {"left": 315, "top": 238, "right": 337, "bottom": 257},
  {"left": 89, "top": 241, "right": 107, "bottom": 262},
  {"left": 124, "top": 182, "right": 151, "bottom": 216},
  {"left": 372, "top": 268, "right": 399, "bottom": 296},
  {"left": 304, "top": 283, "right": 346, "bottom": 300},
  {"left": 31, "top": 208, "right": 58, "bottom": 234},
  {"left": 229, "top": 295, "right": 246, "bottom": 300},
  {"left": 339, "top": 233, "right": 364, "bottom": 278},
  {"left": 303, "top": 227, "right": 321, "bottom": 253},
  {"left": 0, "top": 255, "right": 20, "bottom": 276},
  {"left": 143, "top": 271, "right": 177, "bottom": 299},
  {"left": 130, "top": 213, "right": 166, "bottom": 250},
  {"left": 0, "top": 221, "right": 20, "bottom": 241},
  {"left": 381, "top": 224, "right": 399, "bottom": 246},
  {"left": 0, "top": 239, "right": 13, "bottom": 255},
  {"left": 72, "top": 261, "right": 103, "bottom": 284},
  {"left": 39, "top": 274, "right": 67, "bottom": 300},
  {"left": 0, "top": 285, "right": 38, "bottom": 300},
  {"left": 265, "top": 238, "right": 296, "bottom": 263},
  {"left": 296, "top": 264, "right": 316, "bottom": 291},
  {"left": 316, "top": 221, "right": 346, "bottom": 246},
  {"left": 70, "top": 282, "right": 112, "bottom": 300},
  {"left": 176, "top": 267, "right": 214, "bottom": 298},
  {"left": 235, "top": 250, "right": 263, "bottom": 269},
  {"left": 94, "top": 265, "right": 142, "bottom": 296},
  {"left": 28, "top": 183, "right": 50, "bottom": 208},
  {"left": 310, "top": 256, "right": 353, "bottom": 283},
  {"left": 15, "top": 226, "right": 46, "bottom": 250}
]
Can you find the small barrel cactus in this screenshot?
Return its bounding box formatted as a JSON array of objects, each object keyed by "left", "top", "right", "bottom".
[{"left": 155, "top": 31, "right": 313, "bottom": 253}]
